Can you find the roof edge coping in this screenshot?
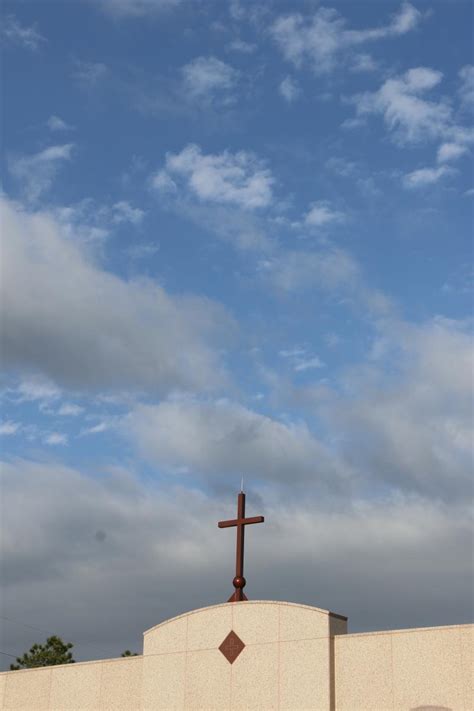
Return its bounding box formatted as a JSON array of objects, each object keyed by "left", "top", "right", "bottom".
[{"left": 143, "top": 600, "right": 346, "bottom": 636}]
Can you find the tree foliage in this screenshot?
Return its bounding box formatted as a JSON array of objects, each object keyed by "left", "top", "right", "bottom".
[
  {"left": 121, "top": 650, "right": 138, "bottom": 657},
  {"left": 10, "top": 636, "right": 75, "bottom": 670}
]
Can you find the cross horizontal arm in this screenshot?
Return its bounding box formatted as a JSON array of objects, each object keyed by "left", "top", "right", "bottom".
[
  {"left": 218, "top": 516, "right": 264, "bottom": 528},
  {"left": 218, "top": 519, "right": 238, "bottom": 528}
]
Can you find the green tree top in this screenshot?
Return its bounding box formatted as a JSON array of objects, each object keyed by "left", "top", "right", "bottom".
[
  {"left": 121, "top": 650, "right": 138, "bottom": 656},
  {"left": 10, "top": 636, "right": 75, "bottom": 670}
]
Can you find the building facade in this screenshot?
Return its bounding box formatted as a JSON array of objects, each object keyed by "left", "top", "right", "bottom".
[{"left": 0, "top": 600, "right": 472, "bottom": 710}]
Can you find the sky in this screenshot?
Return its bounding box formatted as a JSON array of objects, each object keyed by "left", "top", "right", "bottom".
[{"left": 0, "top": 0, "right": 473, "bottom": 668}]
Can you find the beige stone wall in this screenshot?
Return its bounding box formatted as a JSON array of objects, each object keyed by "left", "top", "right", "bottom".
[
  {"left": 0, "top": 656, "right": 143, "bottom": 710},
  {"left": 0, "top": 601, "right": 345, "bottom": 710},
  {"left": 335, "top": 623, "right": 473, "bottom": 711},
  {"left": 0, "top": 601, "right": 471, "bottom": 710},
  {"left": 142, "top": 600, "right": 346, "bottom": 710}
]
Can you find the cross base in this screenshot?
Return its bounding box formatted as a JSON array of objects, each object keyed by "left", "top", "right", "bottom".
[{"left": 228, "top": 589, "right": 248, "bottom": 602}]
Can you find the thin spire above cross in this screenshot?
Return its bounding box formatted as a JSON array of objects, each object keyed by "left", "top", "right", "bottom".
[{"left": 218, "top": 490, "right": 264, "bottom": 602}]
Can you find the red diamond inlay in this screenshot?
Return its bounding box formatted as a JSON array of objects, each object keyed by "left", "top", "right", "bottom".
[{"left": 219, "top": 630, "right": 245, "bottom": 664}]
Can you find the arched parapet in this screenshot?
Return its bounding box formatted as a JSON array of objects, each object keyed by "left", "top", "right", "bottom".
[
  {"left": 143, "top": 600, "right": 347, "bottom": 655},
  {"left": 142, "top": 600, "right": 347, "bottom": 709}
]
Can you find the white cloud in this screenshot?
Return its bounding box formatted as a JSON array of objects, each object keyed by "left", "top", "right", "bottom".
[
  {"left": 324, "top": 332, "right": 342, "bottom": 348},
  {"left": 8, "top": 144, "right": 74, "bottom": 203},
  {"left": 152, "top": 170, "right": 177, "bottom": 193},
  {"left": 51, "top": 197, "right": 146, "bottom": 239},
  {"left": 403, "top": 165, "right": 453, "bottom": 188},
  {"left": 153, "top": 144, "right": 274, "bottom": 210},
  {"left": 120, "top": 155, "right": 147, "bottom": 188},
  {"left": 441, "top": 263, "right": 473, "bottom": 295},
  {"left": 2, "top": 14, "right": 46, "bottom": 51},
  {"left": 125, "top": 242, "right": 160, "bottom": 260},
  {"left": 16, "top": 376, "right": 61, "bottom": 403},
  {"left": 0, "top": 195, "right": 232, "bottom": 393},
  {"left": 228, "top": 0, "right": 268, "bottom": 26},
  {"left": 271, "top": 10, "right": 342, "bottom": 72},
  {"left": 390, "top": 1, "right": 422, "bottom": 33},
  {"left": 47, "top": 115, "right": 74, "bottom": 132},
  {"left": 350, "top": 66, "right": 474, "bottom": 171},
  {"left": 340, "top": 117, "right": 366, "bottom": 131},
  {"left": 152, "top": 147, "right": 277, "bottom": 253},
  {"left": 73, "top": 61, "right": 108, "bottom": 87},
  {"left": 279, "top": 76, "right": 301, "bottom": 103},
  {"left": 437, "top": 142, "right": 468, "bottom": 163},
  {"left": 323, "top": 317, "right": 473, "bottom": 500},
  {"left": 279, "top": 348, "right": 306, "bottom": 358},
  {"left": 260, "top": 247, "right": 359, "bottom": 293},
  {"left": 350, "top": 53, "right": 377, "bottom": 73},
  {"left": 352, "top": 67, "right": 451, "bottom": 144},
  {"left": 403, "top": 66, "right": 443, "bottom": 92},
  {"left": 57, "top": 403, "right": 84, "bottom": 416},
  {"left": 229, "top": 0, "right": 246, "bottom": 21},
  {"left": 99, "top": 0, "right": 180, "bottom": 17},
  {"left": 458, "top": 65, "right": 474, "bottom": 109},
  {"left": 271, "top": 3, "right": 421, "bottom": 74},
  {"left": 325, "top": 158, "right": 382, "bottom": 201},
  {"left": 44, "top": 432, "right": 68, "bottom": 446},
  {"left": 111, "top": 201, "right": 145, "bottom": 225},
  {"left": 0, "top": 421, "right": 21, "bottom": 436},
  {"left": 81, "top": 421, "right": 111, "bottom": 435},
  {"left": 279, "top": 348, "right": 325, "bottom": 372},
  {"left": 5, "top": 302, "right": 472, "bottom": 508},
  {"left": 304, "top": 201, "right": 345, "bottom": 227},
  {"left": 181, "top": 56, "right": 238, "bottom": 104},
  {"left": 259, "top": 246, "right": 393, "bottom": 319},
  {"left": 125, "top": 397, "right": 346, "bottom": 486},
  {"left": 173, "top": 201, "right": 273, "bottom": 252},
  {"left": 294, "top": 356, "right": 325, "bottom": 372},
  {"left": 325, "top": 157, "right": 358, "bottom": 177},
  {"left": 228, "top": 39, "right": 256, "bottom": 54}
]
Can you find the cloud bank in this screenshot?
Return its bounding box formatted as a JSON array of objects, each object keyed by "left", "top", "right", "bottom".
[{"left": 1, "top": 196, "right": 232, "bottom": 393}]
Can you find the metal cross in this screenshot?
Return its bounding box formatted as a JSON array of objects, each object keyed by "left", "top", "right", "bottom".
[{"left": 218, "top": 489, "right": 264, "bottom": 602}]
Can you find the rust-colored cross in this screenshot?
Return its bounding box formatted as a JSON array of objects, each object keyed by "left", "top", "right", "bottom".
[{"left": 218, "top": 490, "right": 264, "bottom": 602}]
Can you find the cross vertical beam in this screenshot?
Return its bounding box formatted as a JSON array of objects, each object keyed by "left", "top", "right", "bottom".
[
  {"left": 235, "top": 491, "right": 245, "bottom": 584},
  {"left": 218, "top": 490, "right": 264, "bottom": 602}
]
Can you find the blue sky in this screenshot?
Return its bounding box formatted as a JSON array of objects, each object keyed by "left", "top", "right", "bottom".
[{"left": 1, "top": 0, "right": 473, "bottom": 665}]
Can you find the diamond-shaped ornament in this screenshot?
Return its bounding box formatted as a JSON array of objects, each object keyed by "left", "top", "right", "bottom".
[{"left": 219, "top": 630, "right": 245, "bottom": 664}]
